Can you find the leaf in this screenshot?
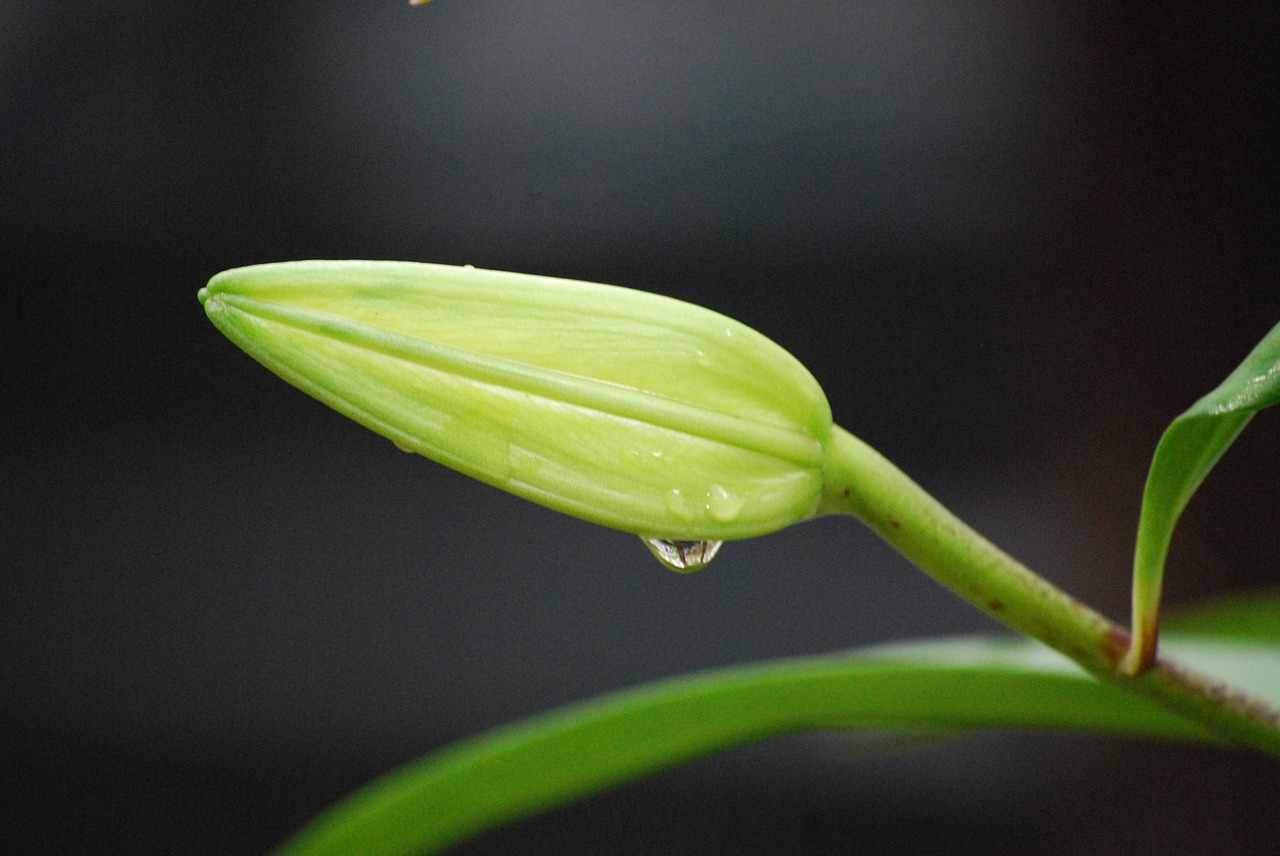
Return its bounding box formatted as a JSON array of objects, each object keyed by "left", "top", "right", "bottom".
[
  {"left": 1164, "top": 588, "right": 1280, "bottom": 641},
  {"left": 271, "top": 633, "right": 1280, "bottom": 856},
  {"left": 1125, "top": 320, "right": 1280, "bottom": 674}
]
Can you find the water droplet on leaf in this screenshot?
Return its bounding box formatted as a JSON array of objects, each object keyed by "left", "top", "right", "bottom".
[
  {"left": 642, "top": 537, "right": 723, "bottom": 573},
  {"left": 665, "top": 488, "right": 695, "bottom": 521},
  {"left": 706, "top": 483, "right": 744, "bottom": 522}
]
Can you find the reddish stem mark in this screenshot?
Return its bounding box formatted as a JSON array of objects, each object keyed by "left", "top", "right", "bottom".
[{"left": 1103, "top": 624, "right": 1133, "bottom": 667}]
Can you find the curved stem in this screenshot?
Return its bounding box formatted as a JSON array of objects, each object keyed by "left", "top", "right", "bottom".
[{"left": 818, "top": 425, "right": 1280, "bottom": 756}]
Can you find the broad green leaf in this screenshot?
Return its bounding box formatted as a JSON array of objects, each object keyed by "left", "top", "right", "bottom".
[
  {"left": 271, "top": 633, "right": 1280, "bottom": 856},
  {"left": 1164, "top": 588, "right": 1280, "bottom": 641},
  {"left": 1126, "top": 321, "right": 1280, "bottom": 674}
]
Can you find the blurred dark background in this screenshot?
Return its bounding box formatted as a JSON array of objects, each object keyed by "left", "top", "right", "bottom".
[{"left": 4, "top": 1, "right": 1279, "bottom": 854}]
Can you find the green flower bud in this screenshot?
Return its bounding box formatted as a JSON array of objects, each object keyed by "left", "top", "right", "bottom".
[{"left": 199, "top": 261, "right": 832, "bottom": 545}]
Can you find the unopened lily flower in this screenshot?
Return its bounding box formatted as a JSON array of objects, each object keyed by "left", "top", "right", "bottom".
[
  {"left": 198, "top": 260, "right": 1176, "bottom": 691},
  {"left": 199, "top": 260, "right": 1280, "bottom": 754},
  {"left": 199, "top": 261, "right": 833, "bottom": 568}
]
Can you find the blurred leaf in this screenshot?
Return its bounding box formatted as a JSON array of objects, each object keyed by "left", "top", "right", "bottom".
[
  {"left": 1165, "top": 588, "right": 1280, "bottom": 641},
  {"left": 272, "top": 633, "right": 1280, "bottom": 856},
  {"left": 1127, "top": 320, "right": 1280, "bottom": 672}
]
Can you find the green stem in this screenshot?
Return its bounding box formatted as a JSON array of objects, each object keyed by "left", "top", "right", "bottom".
[{"left": 818, "top": 425, "right": 1280, "bottom": 756}]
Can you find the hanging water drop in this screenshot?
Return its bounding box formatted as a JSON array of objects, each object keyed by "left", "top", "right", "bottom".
[{"left": 642, "top": 537, "right": 723, "bottom": 573}]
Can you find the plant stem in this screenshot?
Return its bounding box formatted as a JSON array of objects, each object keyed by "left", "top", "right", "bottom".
[{"left": 818, "top": 425, "right": 1280, "bottom": 756}]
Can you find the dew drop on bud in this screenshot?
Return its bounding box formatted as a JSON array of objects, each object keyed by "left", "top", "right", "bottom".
[{"left": 642, "top": 537, "right": 723, "bottom": 573}]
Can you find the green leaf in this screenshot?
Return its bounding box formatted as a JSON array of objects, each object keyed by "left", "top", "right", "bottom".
[
  {"left": 1125, "top": 320, "right": 1280, "bottom": 674},
  {"left": 1165, "top": 588, "right": 1280, "bottom": 641},
  {"left": 271, "top": 633, "right": 1280, "bottom": 856}
]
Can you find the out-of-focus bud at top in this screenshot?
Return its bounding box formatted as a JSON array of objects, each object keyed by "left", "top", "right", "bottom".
[{"left": 199, "top": 261, "right": 832, "bottom": 541}]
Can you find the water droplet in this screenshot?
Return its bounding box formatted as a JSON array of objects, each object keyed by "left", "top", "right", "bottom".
[
  {"left": 393, "top": 440, "right": 414, "bottom": 453},
  {"left": 508, "top": 443, "right": 540, "bottom": 475},
  {"left": 706, "top": 484, "right": 744, "bottom": 522},
  {"left": 665, "top": 488, "right": 696, "bottom": 522},
  {"left": 643, "top": 537, "right": 723, "bottom": 573}
]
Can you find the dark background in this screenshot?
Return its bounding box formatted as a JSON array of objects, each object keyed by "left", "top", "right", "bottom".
[{"left": 5, "top": 2, "right": 1279, "bottom": 854}]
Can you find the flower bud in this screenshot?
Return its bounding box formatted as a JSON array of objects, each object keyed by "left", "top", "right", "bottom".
[{"left": 200, "top": 261, "right": 832, "bottom": 541}]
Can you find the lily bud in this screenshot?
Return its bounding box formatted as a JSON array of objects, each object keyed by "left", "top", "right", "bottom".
[{"left": 199, "top": 261, "right": 832, "bottom": 543}]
